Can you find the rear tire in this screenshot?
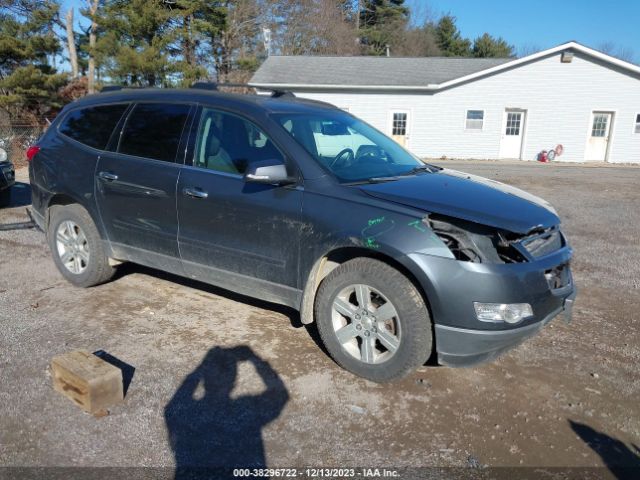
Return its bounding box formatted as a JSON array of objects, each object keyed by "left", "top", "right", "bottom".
[
  {"left": 0, "top": 188, "right": 10, "bottom": 207},
  {"left": 314, "top": 258, "right": 432, "bottom": 382},
  {"left": 47, "top": 204, "right": 115, "bottom": 287}
]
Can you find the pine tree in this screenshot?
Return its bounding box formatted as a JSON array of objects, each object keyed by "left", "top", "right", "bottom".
[
  {"left": 0, "top": 0, "right": 67, "bottom": 123},
  {"left": 358, "top": 0, "right": 409, "bottom": 56},
  {"left": 472, "top": 33, "right": 514, "bottom": 58},
  {"left": 434, "top": 15, "right": 471, "bottom": 57},
  {"left": 95, "top": 0, "right": 180, "bottom": 87},
  {"left": 171, "top": 0, "right": 226, "bottom": 85}
]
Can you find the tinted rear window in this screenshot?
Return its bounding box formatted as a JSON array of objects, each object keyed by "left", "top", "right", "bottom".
[
  {"left": 58, "top": 104, "right": 128, "bottom": 149},
  {"left": 119, "top": 103, "right": 190, "bottom": 162}
]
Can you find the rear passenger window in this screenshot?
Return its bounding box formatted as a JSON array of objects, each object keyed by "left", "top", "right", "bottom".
[
  {"left": 58, "top": 104, "right": 128, "bottom": 149},
  {"left": 119, "top": 103, "right": 190, "bottom": 162}
]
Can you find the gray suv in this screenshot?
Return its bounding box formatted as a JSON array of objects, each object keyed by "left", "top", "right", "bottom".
[{"left": 28, "top": 87, "right": 576, "bottom": 382}]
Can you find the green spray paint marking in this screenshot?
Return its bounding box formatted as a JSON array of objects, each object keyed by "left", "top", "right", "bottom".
[
  {"left": 364, "top": 237, "right": 380, "bottom": 249},
  {"left": 368, "top": 216, "right": 385, "bottom": 227},
  {"left": 408, "top": 219, "right": 428, "bottom": 232}
]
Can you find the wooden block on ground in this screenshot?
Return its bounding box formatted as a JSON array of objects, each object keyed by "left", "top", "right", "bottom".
[{"left": 51, "top": 350, "right": 124, "bottom": 414}]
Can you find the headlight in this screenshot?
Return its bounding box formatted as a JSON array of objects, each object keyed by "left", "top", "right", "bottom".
[
  {"left": 0, "top": 148, "right": 7, "bottom": 163},
  {"left": 474, "top": 302, "right": 533, "bottom": 324}
]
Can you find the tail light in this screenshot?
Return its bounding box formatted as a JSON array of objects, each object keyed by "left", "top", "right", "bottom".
[{"left": 26, "top": 145, "right": 41, "bottom": 162}]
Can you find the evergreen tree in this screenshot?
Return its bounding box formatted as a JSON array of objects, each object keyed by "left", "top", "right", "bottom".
[
  {"left": 95, "top": 0, "right": 180, "bottom": 87},
  {"left": 171, "top": 0, "right": 226, "bottom": 85},
  {"left": 0, "top": 0, "right": 67, "bottom": 123},
  {"left": 358, "top": 0, "right": 409, "bottom": 55},
  {"left": 434, "top": 14, "right": 471, "bottom": 57},
  {"left": 472, "top": 33, "right": 514, "bottom": 58}
]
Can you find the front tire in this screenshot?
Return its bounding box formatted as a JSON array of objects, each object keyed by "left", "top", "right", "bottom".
[
  {"left": 47, "top": 204, "right": 115, "bottom": 287},
  {"left": 314, "top": 258, "right": 432, "bottom": 382}
]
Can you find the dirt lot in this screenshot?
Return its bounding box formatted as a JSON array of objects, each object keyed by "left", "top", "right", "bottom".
[{"left": 1, "top": 161, "right": 639, "bottom": 478}]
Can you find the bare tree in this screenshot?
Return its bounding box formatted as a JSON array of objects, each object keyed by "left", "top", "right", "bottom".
[
  {"left": 212, "top": 0, "right": 270, "bottom": 83},
  {"left": 616, "top": 46, "right": 636, "bottom": 63},
  {"left": 517, "top": 43, "right": 542, "bottom": 58},
  {"left": 86, "top": 0, "right": 99, "bottom": 93},
  {"left": 398, "top": 26, "right": 440, "bottom": 57},
  {"left": 273, "top": 0, "right": 359, "bottom": 56},
  {"left": 597, "top": 41, "right": 636, "bottom": 63},
  {"left": 65, "top": 8, "right": 79, "bottom": 78}
]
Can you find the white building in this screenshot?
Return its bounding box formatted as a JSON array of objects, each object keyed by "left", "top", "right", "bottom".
[{"left": 250, "top": 42, "right": 640, "bottom": 163}]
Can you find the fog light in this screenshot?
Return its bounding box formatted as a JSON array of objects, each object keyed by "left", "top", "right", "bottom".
[{"left": 474, "top": 302, "right": 533, "bottom": 324}]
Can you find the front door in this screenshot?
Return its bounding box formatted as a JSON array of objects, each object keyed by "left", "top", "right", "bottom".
[
  {"left": 390, "top": 111, "right": 409, "bottom": 147},
  {"left": 499, "top": 109, "right": 526, "bottom": 159},
  {"left": 585, "top": 112, "right": 613, "bottom": 161},
  {"left": 177, "top": 107, "right": 303, "bottom": 306},
  {"left": 95, "top": 102, "right": 192, "bottom": 272}
]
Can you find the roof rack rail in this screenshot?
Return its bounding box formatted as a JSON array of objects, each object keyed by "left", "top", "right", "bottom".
[
  {"left": 190, "top": 81, "right": 218, "bottom": 90},
  {"left": 98, "top": 82, "right": 296, "bottom": 98},
  {"left": 192, "top": 81, "right": 296, "bottom": 98},
  {"left": 270, "top": 90, "right": 295, "bottom": 98}
]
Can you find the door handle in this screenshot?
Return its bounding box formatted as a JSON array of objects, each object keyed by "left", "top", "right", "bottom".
[
  {"left": 98, "top": 171, "right": 118, "bottom": 182},
  {"left": 182, "top": 187, "right": 208, "bottom": 199}
]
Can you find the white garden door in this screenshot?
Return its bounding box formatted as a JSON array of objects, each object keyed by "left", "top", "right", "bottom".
[
  {"left": 585, "top": 112, "right": 612, "bottom": 161},
  {"left": 499, "top": 109, "right": 526, "bottom": 159},
  {"left": 390, "top": 111, "right": 410, "bottom": 147}
]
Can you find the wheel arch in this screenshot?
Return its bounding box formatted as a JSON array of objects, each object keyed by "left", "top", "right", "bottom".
[
  {"left": 300, "top": 246, "right": 436, "bottom": 327},
  {"left": 45, "top": 193, "right": 82, "bottom": 228},
  {"left": 46, "top": 193, "right": 107, "bottom": 237}
]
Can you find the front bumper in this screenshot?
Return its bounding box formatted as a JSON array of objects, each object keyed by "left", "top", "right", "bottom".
[
  {"left": 406, "top": 246, "right": 575, "bottom": 367},
  {"left": 436, "top": 288, "right": 576, "bottom": 366}
]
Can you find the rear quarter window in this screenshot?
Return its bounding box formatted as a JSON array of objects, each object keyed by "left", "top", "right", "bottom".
[
  {"left": 118, "top": 103, "right": 191, "bottom": 163},
  {"left": 58, "top": 104, "right": 129, "bottom": 149}
]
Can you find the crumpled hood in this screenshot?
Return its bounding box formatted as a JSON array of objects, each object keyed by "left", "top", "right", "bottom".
[{"left": 359, "top": 168, "right": 559, "bottom": 234}]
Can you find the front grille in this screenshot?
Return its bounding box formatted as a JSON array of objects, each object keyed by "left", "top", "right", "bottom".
[{"left": 520, "top": 228, "right": 563, "bottom": 258}]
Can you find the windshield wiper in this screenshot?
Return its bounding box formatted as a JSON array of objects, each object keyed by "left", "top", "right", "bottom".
[
  {"left": 400, "top": 164, "right": 442, "bottom": 176},
  {"left": 343, "top": 176, "right": 401, "bottom": 185},
  {"left": 343, "top": 164, "right": 442, "bottom": 185}
]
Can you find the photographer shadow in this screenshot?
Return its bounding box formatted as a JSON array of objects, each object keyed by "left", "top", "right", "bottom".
[{"left": 165, "top": 346, "right": 289, "bottom": 479}]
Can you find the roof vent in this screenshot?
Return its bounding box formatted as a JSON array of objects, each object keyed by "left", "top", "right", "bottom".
[{"left": 561, "top": 51, "right": 574, "bottom": 63}]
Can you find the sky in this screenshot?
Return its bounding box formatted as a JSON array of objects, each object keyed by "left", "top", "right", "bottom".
[
  {"left": 61, "top": 0, "right": 640, "bottom": 62},
  {"left": 408, "top": 0, "right": 640, "bottom": 61}
]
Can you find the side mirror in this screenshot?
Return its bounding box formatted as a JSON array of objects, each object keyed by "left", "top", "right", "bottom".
[{"left": 244, "top": 159, "right": 296, "bottom": 186}]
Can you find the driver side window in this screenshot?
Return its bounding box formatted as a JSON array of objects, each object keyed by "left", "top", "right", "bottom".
[{"left": 194, "top": 108, "right": 283, "bottom": 174}]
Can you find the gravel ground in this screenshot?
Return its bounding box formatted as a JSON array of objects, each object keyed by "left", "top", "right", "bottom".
[{"left": 0, "top": 161, "right": 639, "bottom": 477}]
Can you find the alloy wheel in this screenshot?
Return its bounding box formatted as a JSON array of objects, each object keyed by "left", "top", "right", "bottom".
[
  {"left": 331, "top": 283, "right": 401, "bottom": 364},
  {"left": 55, "top": 220, "right": 90, "bottom": 274}
]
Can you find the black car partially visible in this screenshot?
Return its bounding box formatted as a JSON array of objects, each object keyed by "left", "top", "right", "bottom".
[{"left": 0, "top": 146, "right": 15, "bottom": 207}]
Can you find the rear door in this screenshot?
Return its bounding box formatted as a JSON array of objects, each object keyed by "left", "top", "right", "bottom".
[
  {"left": 176, "top": 107, "right": 303, "bottom": 306},
  {"left": 95, "top": 102, "right": 193, "bottom": 272},
  {"left": 585, "top": 111, "right": 613, "bottom": 161},
  {"left": 390, "top": 111, "right": 409, "bottom": 147},
  {"left": 499, "top": 109, "right": 526, "bottom": 159}
]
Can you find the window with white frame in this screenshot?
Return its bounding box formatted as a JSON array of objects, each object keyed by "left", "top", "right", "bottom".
[
  {"left": 392, "top": 112, "right": 407, "bottom": 136},
  {"left": 465, "top": 110, "right": 484, "bottom": 130},
  {"left": 635, "top": 113, "right": 640, "bottom": 134}
]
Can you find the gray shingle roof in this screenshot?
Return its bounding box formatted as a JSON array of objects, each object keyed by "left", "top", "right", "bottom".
[{"left": 250, "top": 55, "right": 512, "bottom": 88}]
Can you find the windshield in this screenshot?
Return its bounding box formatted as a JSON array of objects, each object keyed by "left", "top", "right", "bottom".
[{"left": 273, "top": 111, "right": 427, "bottom": 183}]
